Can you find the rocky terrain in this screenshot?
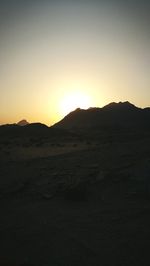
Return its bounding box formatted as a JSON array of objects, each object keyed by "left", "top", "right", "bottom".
[{"left": 0, "top": 102, "right": 150, "bottom": 265}]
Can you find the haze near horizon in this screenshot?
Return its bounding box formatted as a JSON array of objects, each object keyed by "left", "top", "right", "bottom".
[{"left": 0, "top": 0, "right": 150, "bottom": 125}]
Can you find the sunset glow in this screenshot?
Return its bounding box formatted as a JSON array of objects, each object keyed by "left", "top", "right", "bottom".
[
  {"left": 0, "top": 1, "right": 149, "bottom": 125},
  {"left": 60, "top": 91, "right": 91, "bottom": 116}
]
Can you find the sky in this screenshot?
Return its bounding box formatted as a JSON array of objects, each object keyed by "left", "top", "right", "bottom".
[{"left": 0, "top": 0, "right": 150, "bottom": 125}]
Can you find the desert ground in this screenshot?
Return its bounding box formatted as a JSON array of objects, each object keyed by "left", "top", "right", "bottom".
[{"left": 0, "top": 129, "right": 150, "bottom": 265}]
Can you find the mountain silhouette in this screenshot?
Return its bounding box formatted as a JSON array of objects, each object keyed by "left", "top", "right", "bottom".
[
  {"left": 0, "top": 122, "right": 75, "bottom": 139},
  {"left": 17, "top": 119, "right": 29, "bottom": 126},
  {"left": 103, "top": 101, "right": 138, "bottom": 110},
  {"left": 53, "top": 101, "right": 150, "bottom": 130},
  {"left": 1, "top": 102, "right": 150, "bottom": 137}
]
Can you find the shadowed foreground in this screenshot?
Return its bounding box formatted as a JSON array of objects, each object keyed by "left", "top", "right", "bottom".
[{"left": 0, "top": 127, "right": 150, "bottom": 265}]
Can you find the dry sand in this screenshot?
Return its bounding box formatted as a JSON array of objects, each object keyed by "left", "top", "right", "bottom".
[{"left": 0, "top": 132, "right": 150, "bottom": 265}]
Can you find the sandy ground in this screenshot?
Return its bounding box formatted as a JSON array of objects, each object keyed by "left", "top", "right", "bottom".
[{"left": 0, "top": 133, "right": 150, "bottom": 265}]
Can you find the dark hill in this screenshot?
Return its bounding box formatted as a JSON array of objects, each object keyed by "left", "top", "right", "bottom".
[
  {"left": 17, "top": 119, "right": 29, "bottom": 126},
  {"left": 53, "top": 101, "right": 150, "bottom": 130},
  {"left": 103, "top": 101, "right": 138, "bottom": 111},
  {"left": 0, "top": 122, "right": 73, "bottom": 139}
]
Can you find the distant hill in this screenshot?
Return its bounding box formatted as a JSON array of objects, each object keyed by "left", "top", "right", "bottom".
[
  {"left": 0, "top": 122, "right": 75, "bottom": 139},
  {"left": 103, "top": 101, "right": 138, "bottom": 111},
  {"left": 53, "top": 101, "right": 150, "bottom": 130},
  {"left": 17, "top": 119, "right": 29, "bottom": 126},
  {"left": 1, "top": 101, "right": 149, "bottom": 139},
  {"left": 0, "top": 123, "right": 48, "bottom": 137}
]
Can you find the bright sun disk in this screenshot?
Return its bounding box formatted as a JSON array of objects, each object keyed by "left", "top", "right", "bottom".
[{"left": 60, "top": 91, "right": 91, "bottom": 116}]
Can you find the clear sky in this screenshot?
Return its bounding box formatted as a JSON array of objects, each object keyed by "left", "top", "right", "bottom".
[{"left": 0, "top": 0, "right": 150, "bottom": 125}]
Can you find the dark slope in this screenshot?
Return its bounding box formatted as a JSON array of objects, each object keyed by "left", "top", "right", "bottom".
[
  {"left": 0, "top": 122, "right": 73, "bottom": 139},
  {"left": 53, "top": 101, "right": 150, "bottom": 130},
  {"left": 17, "top": 119, "right": 29, "bottom": 126}
]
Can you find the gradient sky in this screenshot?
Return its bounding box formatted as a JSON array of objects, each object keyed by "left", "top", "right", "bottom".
[{"left": 0, "top": 0, "right": 150, "bottom": 125}]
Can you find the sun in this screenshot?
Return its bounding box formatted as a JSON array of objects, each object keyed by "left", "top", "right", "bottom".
[{"left": 60, "top": 91, "right": 91, "bottom": 116}]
